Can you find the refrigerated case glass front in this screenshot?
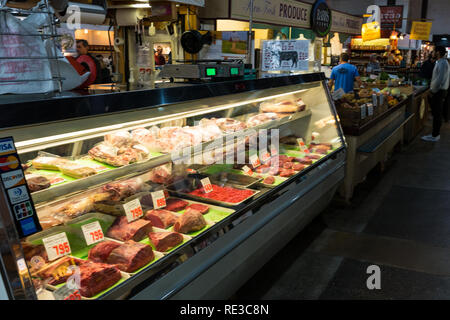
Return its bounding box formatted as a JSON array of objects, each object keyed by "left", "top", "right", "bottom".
[{"left": 0, "top": 74, "right": 345, "bottom": 299}]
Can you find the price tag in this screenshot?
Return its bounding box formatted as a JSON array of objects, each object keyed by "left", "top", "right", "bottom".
[
  {"left": 53, "top": 284, "right": 81, "bottom": 300},
  {"left": 360, "top": 104, "right": 367, "bottom": 120},
  {"left": 81, "top": 221, "right": 104, "bottom": 246},
  {"left": 201, "top": 177, "right": 213, "bottom": 193},
  {"left": 367, "top": 103, "right": 374, "bottom": 116},
  {"left": 123, "top": 198, "right": 144, "bottom": 222},
  {"left": 42, "top": 232, "right": 71, "bottom": 261},
  {"left": 242, "top": 165, "right": 253, "bottom": 176},
  {"left": 260, "top": 152, "right": 271, "bottom": 163},
  {"left": 249, "top": 154, "right": 261, "bottom": 168},
  {"left": 297, "top": 138, "right": 308, "bottom": 151},
  {"left": 151, "top": 190, "right": 166, "bottom": 209},
  {"left": 270, "top": 145, "right": 278, "bottom": 156}
]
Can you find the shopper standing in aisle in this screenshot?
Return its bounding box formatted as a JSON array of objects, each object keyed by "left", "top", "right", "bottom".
[
  {"left": 328, "top": 53, "right": 362, "bottom": 93},
  {"left": 422, "top": 46, "right": 449, "bottom": 142}
]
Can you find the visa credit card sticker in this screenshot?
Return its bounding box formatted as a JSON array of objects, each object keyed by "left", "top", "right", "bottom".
[
  {"left": 0, "top": 138, "right": 16, "bottom": 156},
  {"left": 1, "top": 169, "right": 25, "bottom": 189}
]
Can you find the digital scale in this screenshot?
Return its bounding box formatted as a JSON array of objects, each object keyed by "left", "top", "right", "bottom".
[{"left": 159, "top": 60, "right": 245, "bottom": 80}]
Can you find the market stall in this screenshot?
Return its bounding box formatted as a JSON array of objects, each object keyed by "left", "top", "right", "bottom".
[
  {"left": 0, "top": 73, "right": 346, "bottom": 300},
  {"left": 334, "top": 79, "right": 414, "bottom": 201}
]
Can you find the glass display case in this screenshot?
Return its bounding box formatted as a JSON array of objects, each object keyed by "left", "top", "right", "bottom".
[{"left": 0, "top": 73, "right": 346, "bottom": 300}]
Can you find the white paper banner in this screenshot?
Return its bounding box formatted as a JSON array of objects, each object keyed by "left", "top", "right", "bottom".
[{"left": 262, "top": 40, "right": 309, "bottom": 72}]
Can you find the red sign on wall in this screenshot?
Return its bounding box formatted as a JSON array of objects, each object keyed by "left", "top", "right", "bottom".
[{"left": 380, "top": 6, "right": 403, "bottom": 29}]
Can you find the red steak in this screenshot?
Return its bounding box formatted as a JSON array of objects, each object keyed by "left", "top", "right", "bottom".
[
  {"left": 165, "top": 198, "right": 189, "bottom": 212},
  {"left": 293, "top": 163, "right": 305, "bottom": 171},
  {"left": 185, "top": 203, "right": 209, "bottom": 214},
  {"left": 283, "top": 162, "right": 293, "bottom": 169},
  {"left": 306, "top": 154, "right": 321, "bottom": 160},
  {"left": 78, "top": 261, "right": 122, "bottom": 298},
  {"left": 173, "top": 209, "right": 207, "bottom": 234},
  {"left": 263, "top": 176, "right": 275, "bottom": 184},
  {"left": 106, "top": 240, "right": 154, "bottom": 273},
  {"left": 106, "top": 216, "right": 153, "bottom": 242},
  {"left": 295, "top": 158, "right": 312, "bottom": 165},
  {"left": 88, "top": 241, "right": 121, "bottom": 263},
  {"left": 149, "top": 231, "right": 184, "bottom": 252},
  {"left": 279, "top": 169, "right": 295, "bottom": 177},
  {"left": 144, "top": 209, "right": 178, "bottom": 229}
]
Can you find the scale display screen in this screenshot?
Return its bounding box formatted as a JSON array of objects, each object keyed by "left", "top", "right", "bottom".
[
  {"left": 206, "top": 68, "right": 216, "bottom": 76},
  {"left": 230, "top": 67, "right": 239, "bottom": 76}
]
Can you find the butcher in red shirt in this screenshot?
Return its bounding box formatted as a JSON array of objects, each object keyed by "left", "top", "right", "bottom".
[{"left": 76, "top": 39, "right": 101, "bottom": 87}]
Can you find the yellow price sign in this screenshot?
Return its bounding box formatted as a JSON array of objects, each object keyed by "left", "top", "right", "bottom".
[{"left": 410, "top": 21, "right": 432, "bottom": 41}]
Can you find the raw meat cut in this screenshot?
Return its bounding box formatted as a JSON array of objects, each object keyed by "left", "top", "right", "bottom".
[
  {"left": 165, "top": 198, "right": 189, "bottom": 212},
  {"left": 106, "top": 240, "right": 154, "bottom": 273},
  {"left": 78, "top": 261, "right": 122, "bottom": 297},
  {"left": 268, "top": 167, "right": 280, "bottom": 175},
  {"left": 201, "top": 118, "right": 247, "bottom": 133},
  {"left": 295, "top": 158, "right": 312, "bottom": 165},
  {"left": 283, "top": 162, "right": 293, "bottom": 169},
  {"left": 147, "top": 163, "right": 173, "bottom": 184},
  {"left": 32, "top": 156, "right": 69, "bottom": 170},
  {"left": 88, "top": 143, "right": 141, "bottom": 167},
  {"left": 106, "top": 216, "right": 153, "bottom": 242},
  {"left": 173, "top": 209, "right": 207, "bottom": 234},
  {"left": 305, "top": 154, "right": 321, "bottom": 160},
  {"left": 57, "top": 162, "right": 97, "bottom": 179},
  {"left": 263, "top": 176, "right": 275, "bottom": 184},
  {"left": 144, "top": 209, "right": 178, "bottom": 229},
  {"left": 149, "top": 231, "right": 184, "bottom": 252},
  {"left": 246, "top": 113, "right": 279, "bottom": 127},
  {"left": 102, "top": 179, "right": 143, "bottom": 201},
  {"left": 279, "top": 169, "right": 295, "bottom": 177},
  {"left": 256, "top": 166, "right": 270, "bottom": 174},
  {"left": 88, "top": 241, "right": 121, "bottom": 263},
  {"left": 25, "top": 174, "right": 51, "bottom": 192},
  {"left": 188, "top": 184, "right": 255, "bottom": 203},
  {"left": 59, "top": 196, "right": 95, "bottom": 218},
  {"left": 185, "top": 203, "right": 209, "bottom": 214},
  {"left": 104, "top": 131, "right": 132, "bottom": 148},
  {"left": 292, "top": 163, "right": 305, "bottom": 171},
  {"left": 259, "top": 99, "right": 304, "bottom": 113}
]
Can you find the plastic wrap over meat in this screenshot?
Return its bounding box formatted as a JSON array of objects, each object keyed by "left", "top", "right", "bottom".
[
  {"left": 246, "top": 113, "right": 279, "bottom": 127},
  {"left": 197, "top": 123, "right": 223, "bottom": 142},
  {"left": 88, "top": 143, "right": 141, "bottom": 167},
  {"left": 147, "top": 163, "right": 173, "bottom": 184},
  {"left": 181, "top": 127, "right": 203, "bottom": 145},
  {"left": 104, "top": 131, "right": 133, "bottom": 148},
  {"left": 102, "top": 178, "right": 144, "bottom": 201}
]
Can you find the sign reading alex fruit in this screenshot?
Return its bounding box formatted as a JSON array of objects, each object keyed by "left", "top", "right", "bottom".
[{"left": 410, "top": 21, "right": 432, "bottom": 41}]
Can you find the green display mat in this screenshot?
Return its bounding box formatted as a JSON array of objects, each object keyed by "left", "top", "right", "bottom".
[{"left": 50, "top": 275, "right": 128, "bottom": 300}]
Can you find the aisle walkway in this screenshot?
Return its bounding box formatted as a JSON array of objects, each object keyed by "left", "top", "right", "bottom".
[{"left": 235, "top": 119, "right": 450, "bottom": 299}]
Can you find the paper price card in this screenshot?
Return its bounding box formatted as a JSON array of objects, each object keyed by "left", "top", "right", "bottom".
[
  {"left": 297, "top": 138, "right": 308, "bottom": 151},
  {"left": 249, "top": 154, "right": 261, "bottom": 168},
  {"left": 43, "top": 232, "right": 71, "bottom": 261},
  {"left": 81, "top": 221, "right": 104, "bottom": 246},
  {"left": 151, "top": 190, "right": 166, "bottom": 209},
  {"left": 123, "top": 198, "right": 144, "bottom": 222},
  {"left": 201, "top": 177, "right": 213, "bottom": 193},
  {"left": 260, "top": 152, "right": 271, "bottom": 163},
  {"left": 53, "top": 285, "right": 81, "bottom": 300},
  {"left": 242, "top": 165, "right": 253, "bottom": 176}
]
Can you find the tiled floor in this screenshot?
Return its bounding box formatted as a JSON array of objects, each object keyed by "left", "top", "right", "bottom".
[{"left": 235, "top": 118, "right": 450, "bottom": 300}]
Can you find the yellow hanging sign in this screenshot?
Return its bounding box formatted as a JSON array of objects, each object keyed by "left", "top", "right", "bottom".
[
  {"left": 410, "top": 21, "right": 432, "bottom": 40},
  {"left": 361, "top": 21, "right": 381, "bottom": 41}
]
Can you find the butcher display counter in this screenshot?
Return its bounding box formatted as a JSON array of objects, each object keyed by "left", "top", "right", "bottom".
[{"left": 0, "top": 73, "right": 346, "bottom": 300}]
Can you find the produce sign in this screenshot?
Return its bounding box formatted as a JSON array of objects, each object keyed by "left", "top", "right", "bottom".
[
  {"left": 43, "top": 232, "right": 71, "bottom": 261},
  {"left": 81, "top": 221, "right": 104, "bottom": 246},
  {"left": 123, "top": 198, "right": 144, "bottom": 222},
  {"left": 410, "top": 21, "right": 432, "bottom": 41}
]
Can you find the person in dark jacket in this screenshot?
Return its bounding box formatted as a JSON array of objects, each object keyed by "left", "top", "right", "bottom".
[
  {"left": 76, "top": 39, "right": 102, "bottom": 86},
  {"left": 419, "top": 52, "right": 436, "bottom": 81}
]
